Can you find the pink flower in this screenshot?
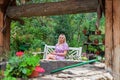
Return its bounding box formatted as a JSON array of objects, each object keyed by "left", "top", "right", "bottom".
[
  {"left": 35, "top": 66, "right": 45, "bottom": 73},
  {"left": 16, "top": 51, "right": 24, "bottom": 57}
]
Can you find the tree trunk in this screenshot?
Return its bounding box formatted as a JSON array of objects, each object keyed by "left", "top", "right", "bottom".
[{"left": 6, "top": 0, "right": 98, "bottom": 18}]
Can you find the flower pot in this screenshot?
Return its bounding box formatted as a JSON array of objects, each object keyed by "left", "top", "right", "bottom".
[
  {"left": 29, "top": 70, "right": 39, "bottom": 78},
  {"left": 94, "top": 39, "right": 99, "bottom": 45},
  {"left": 95, "top": 30, "right": 101, "bottom": 35},
  {"left": 95, "top": 51, "right": 100, "bottom": 55},
  {"left": 102, "top": 39, "right": 105, "bottom": 45},
  {"left": 82, "top": 30, "right": 87, "bottom": 35},
  {"left": 88, "top": 54, "right": 96, "bottom": 64}
]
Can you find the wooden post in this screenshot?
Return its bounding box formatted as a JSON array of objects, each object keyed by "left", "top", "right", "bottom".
[
  {"left": 112, "top": 0, "right": 120, "bottom": 79},
  {"left": 105, "top": 0, "right": 113, "bottom": 72},
  {"left": 106, "top": 0, "right": 120, "bottom": 79},
  {"left": 3, "top": 17, "right": 11, "bottom": 53},
  {"left": 0, "top": 0, "right": 11, "bottom": 54},
  {"left": 0, "top": 1, "right": 4, "bottom": 54}
]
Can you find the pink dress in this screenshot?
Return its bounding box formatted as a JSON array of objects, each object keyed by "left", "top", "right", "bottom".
[{"left": 55, "top": 43, "right": 69, "bottom": 60}]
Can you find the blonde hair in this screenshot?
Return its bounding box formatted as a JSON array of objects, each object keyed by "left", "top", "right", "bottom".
[{"left": 57, "top": 34, "right": 66, "bottom": 44}]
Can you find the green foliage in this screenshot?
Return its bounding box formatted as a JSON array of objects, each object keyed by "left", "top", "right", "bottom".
[
  {"left": 10, "top": 12, "right": 105, "bottom": 54},
  {"left": 4, "top": 53, "right": 40, "bottom": 78},
  {"left": 10, "top": 17, "right": 48, "bottom": 52},
  {"left": 3, "top": 76, "right": 17, "bottom": 80}
]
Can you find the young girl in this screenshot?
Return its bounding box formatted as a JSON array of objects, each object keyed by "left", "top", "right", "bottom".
[{"left": 46, "top": 34, "right": 69, "bottom": 60}]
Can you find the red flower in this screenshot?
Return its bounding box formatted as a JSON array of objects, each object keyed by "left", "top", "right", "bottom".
[
  {"left": 35, "top": 66, "right": 45, "bottom": 73},
  {"left": 16, "top": 51, "right": 24, "bottom": 57}
]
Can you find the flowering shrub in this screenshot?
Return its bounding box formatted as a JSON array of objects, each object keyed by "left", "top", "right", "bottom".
[
  {"left": 16, "top": 51, "right": 24, "bottom": 57},
  {"left": 35, "top": 66, "right": 45, "bottom": 73},
  {"left": 4, "top": 52, "right": 45, "bottom": 79}
]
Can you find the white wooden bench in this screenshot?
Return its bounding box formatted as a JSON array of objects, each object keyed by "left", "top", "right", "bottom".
[{"left": 33, "top": 44, "right": 82, "bottom": 60}]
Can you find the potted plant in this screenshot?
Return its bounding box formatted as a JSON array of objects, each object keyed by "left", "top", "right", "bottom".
[{"left": 4, "top": 51, "right": 45, "bottom": 79}]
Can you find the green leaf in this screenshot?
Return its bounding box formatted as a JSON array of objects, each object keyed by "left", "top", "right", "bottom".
[{"left": 22, "top": 68, "right": 27, "bottom": 74}]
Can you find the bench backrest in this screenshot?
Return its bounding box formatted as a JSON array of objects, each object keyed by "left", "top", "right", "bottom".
[{"left": 43, "top": 44, "right": 82, "bottom": 60}]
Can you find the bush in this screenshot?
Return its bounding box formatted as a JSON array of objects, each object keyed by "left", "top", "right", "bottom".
[{"left": 4, "top": 52, "right": 41, "bottom": 79}]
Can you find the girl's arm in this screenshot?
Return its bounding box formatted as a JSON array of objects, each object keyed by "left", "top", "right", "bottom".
[{"left": 51, "top": 51, "right": 56, "bottom": 54}]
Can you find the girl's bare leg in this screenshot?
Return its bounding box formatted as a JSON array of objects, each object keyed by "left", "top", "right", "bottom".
[{"left": 46, "top": 54, "right": 56, "bottom": 60}]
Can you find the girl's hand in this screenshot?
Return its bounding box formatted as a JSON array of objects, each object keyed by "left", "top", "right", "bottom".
[{"left": 51, "top": 51, "right": 56, "bottom": 55}]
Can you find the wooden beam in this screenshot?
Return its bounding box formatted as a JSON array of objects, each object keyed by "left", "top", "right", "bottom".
[
  {"left": 105, "top": 0, "right": 113, "bottom": 72},
  {"left": 112, "top": 0, "right": 120, "bottom": 79},
  {"left": 0, "top": 0, "right": 4, "bottom": 4},
  {"left": 6, "top": 0, "right": 98, "bottom": 18}
]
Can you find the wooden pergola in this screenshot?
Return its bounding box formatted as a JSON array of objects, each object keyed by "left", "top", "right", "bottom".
[{"left": 0, "top": 0, "right": 120, "bottom": 79}]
